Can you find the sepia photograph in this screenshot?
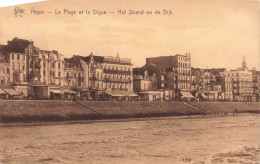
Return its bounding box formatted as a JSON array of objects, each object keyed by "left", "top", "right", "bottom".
[{"left": 0, "top": 0, "right": 259, "bottom": 163}]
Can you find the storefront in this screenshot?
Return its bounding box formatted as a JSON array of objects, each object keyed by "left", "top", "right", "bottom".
[
  {"left": 101, "top": 90, "right": 138, "bottom": 101},
  {"left": 3, "top": 88, "right": 20, "bottom": 99},
  {"left": 0, "top": 88, "right": 7, "bottom": 99},
  {"left": 139, "top": 91, "right": 164, "bottom": 101}
]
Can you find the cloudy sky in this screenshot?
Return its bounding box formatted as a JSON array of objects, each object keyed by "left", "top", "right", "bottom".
[{"left": 0, "top": 0, "right": 259, "bottom": 70}]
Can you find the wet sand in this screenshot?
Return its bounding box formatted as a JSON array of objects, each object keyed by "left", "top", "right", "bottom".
[{"left": 0, "top": 114, "right": 259, "bottom": 163}]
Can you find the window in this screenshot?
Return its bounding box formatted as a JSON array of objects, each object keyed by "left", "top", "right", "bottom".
[
  {"left": 17, "top": 54, "right": 20, "bottom": 60},
  {"left": 12, "top": 54, "right": 14, "bottom": 60},
  {"left": 58, "top": 63, "right": 61, "bottom": 69}
]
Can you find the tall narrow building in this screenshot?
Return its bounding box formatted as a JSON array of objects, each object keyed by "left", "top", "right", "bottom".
[
  {"left": 229, "top": 56, "right": 254, "bottom": 101},
  {"left": 146, "top": 53, "right": 192, "bottom": 98}
]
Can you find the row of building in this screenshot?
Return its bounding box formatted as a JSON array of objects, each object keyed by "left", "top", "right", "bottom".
[{"left": 0, "top": 38, "right": 259, "bottom": 101}]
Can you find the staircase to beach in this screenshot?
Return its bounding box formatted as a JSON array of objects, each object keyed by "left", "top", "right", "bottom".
[{"left": 182, "top": 102, "right": 210, "bottom": 115}]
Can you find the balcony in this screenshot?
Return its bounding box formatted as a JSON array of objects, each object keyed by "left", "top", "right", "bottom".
[
  {"left": 103, "top": 69, "right": 131, "bottom": 75},
  {"left": 66, "top": 76, "right": 73, "bottom": 80},
  {"left": 104, "top": 78, "right": 131, "bottom": 83},
  {"left": 89, "top": 77, "right": 97, "bottom": 81}
]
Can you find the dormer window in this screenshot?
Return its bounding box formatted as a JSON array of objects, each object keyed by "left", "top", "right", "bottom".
[{"left": 144, "top": 70, "right": 148, "bottom": 80}]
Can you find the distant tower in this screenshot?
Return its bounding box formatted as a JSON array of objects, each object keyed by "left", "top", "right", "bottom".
[
  {"left": 242, "top": 56, "right": 247, "bottom": 69},
  {"left": 116, "top": 52, "right": 120, "bottom": 59}
]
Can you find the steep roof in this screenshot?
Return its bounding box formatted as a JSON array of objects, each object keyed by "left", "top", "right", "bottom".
[
  {"left": 204, "top": 68, "right": 227, "bottom": 75},
  {"left": 7, "top": 37, "right": 31, "bottom": 53},
  {"left": 64, "top": 55, "right": 83, "bottom": 69},
  {"left": 133, "top": 63, "right": 161, "bottom": 76},
  {"left": 81, "top": 53, "right": 104, "bottom": 63}
]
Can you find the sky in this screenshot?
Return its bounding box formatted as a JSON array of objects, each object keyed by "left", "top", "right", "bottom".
[{"left": 0, "top": 0, "right": 259, "bottom": 70}]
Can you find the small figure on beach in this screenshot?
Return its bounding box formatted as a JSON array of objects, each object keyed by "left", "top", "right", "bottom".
[{"left": 233, "top": 108, "right": 238, "bottom": 116}]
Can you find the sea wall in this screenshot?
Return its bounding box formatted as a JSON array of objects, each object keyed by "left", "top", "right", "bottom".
[{"left": 0, "top": 100, "right": 259, "bottom": 123}]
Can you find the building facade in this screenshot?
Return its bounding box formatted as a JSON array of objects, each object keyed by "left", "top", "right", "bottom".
[
  {"left": 80, "top": 53, "right": 134, "bottom": 99},
  {"left": 64, "top": 55, "right": 84, "bottom": 88},
  {"left": 229, "top": 57, "right": 254, "bottom": 101},
  {"left": 25, "top": 42, "right": 65, "bottom": 86},
  {"left": 0, "top": 53, "right": 9, "bottom": 86},
  {"left": 146, "top": 53, "right": 191, "bottom": 92},
  {"left": 9, "top": 52, "right": 27, "bottom": 83},
  {"left": 218, "top": 75, "right": 233, "bottom": 101},
  {"left": 0, "top": 62, "right": 9, "bottom": 86},
  {"left": 251, "top": 68, "right": 260, "bottom": 101}
]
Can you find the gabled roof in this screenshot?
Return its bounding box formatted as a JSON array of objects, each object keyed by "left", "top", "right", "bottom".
[
  {"left": 231, "top": 67, "right": 250, "bottom": 72},
  {"left": 65, "top": 55, "right": 83, "bottom": 69},
  {"left": 203, "top": 68, "right": 226, "bottom": 74},
  {"left": 133, "top": 63, "right": 161, "bottom": 76},
  {"left": 81, "top": 53, "right": 104, "bottom": 63}
]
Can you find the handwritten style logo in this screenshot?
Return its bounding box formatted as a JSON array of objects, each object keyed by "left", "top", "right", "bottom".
[{"left": 13, "top": 6, "right": 25, "bottom": 17}]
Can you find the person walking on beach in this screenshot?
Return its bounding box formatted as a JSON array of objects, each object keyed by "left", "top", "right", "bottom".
[{"left": 233, "top": 108, "right": 238, "bottom": 116}]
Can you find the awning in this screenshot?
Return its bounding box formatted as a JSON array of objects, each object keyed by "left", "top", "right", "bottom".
[
  {"left": 180, "top": 91, "right": 194, "bottom": 98},
  {"left": 0, "top": 89, "right": 6, "bottom": 94},
  {"left": 3, "top": 89, "right": 20, "bottom": 96},
  {"left": 61, "top": 88, "right": 77, "bottom": 94},
  {"left": 105, "top": 90, "right": 138, "bottom": 97},
  {"left": 201, "top": 93, "right": 208, "bottom": 99},
  {"left": 50, "top": 89, "right": 64, "bottom": 94}
]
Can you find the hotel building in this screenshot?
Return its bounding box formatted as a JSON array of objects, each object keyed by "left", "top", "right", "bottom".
[
  {"left": 80, "top": 53, "right": 134, "bottom": 99},
  {"left": 229, "top": 57, "right": 254, "bottom": 101},
  {"left": 25, "top": 42, "right": 65, "bottom": 86}
]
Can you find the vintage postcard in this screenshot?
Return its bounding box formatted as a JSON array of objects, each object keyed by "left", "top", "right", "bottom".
[{"left": 0, "top": 0, "right": 259, "bottom": 163}]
